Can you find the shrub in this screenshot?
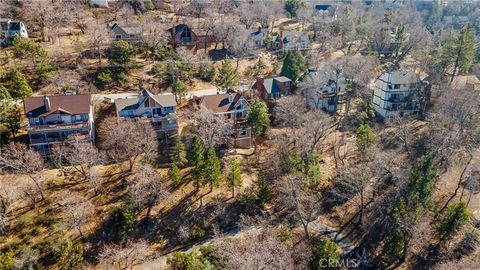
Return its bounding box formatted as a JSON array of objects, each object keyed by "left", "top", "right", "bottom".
[
  {"left": 191, "top": 226, "right": 205, "bottom": 239},
  {"left": 36, "top": 213, "right": 58, "bottom": 228},
  {"left": 144, "top": 0, "right": 155, "bottom": 10},
  {"left": 0, "top": 250, "right": 14, "bottom": 270}
]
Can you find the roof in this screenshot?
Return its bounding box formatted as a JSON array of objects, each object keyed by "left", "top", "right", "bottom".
[
  {"left": 378, "top": 71, "right": 419, "bottom": 85},
  {"left": 169, "top": 24, "right": 191, "bottom": 36},
  {"left": 111, "top": 23, "right": 142, "bottom": 35},
  {"left": 114, "top": 91, "right": 176, "bottom": 114},
  {"left": 258, "top": 76, "right": 292, "bottom": 94},
  {"left": 200, "top": 93, "right": 242, "bottom": 113},
  {"left": 24, "top": 94, "right": 91, "bottom": 118},
  {"left": 281, "top": 31, "right": 309, "bottom": 44},
  {"left": 315, "top": 4, "right": 332, "bottom": 11},
  {"left": 249, "top": 28, "right": 268, "bottom": 40}
]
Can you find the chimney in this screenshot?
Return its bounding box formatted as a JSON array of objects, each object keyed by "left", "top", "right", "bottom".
[
  {"left": 44, "top": 96, "right": 50, "bottom": 112},
  {"left": 227, "top": 92, "right": 233, "bottom": 103}
]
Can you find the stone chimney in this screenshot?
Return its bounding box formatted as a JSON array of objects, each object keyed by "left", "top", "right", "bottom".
[{"left": 44, "top": 96, "right": 50, "bottom": 112}]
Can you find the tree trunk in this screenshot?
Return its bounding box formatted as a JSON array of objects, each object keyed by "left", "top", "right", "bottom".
[
  {"left": 145, "top": 206, "right": 152, "bottom": 226},
  {"left": 232, "top": 185, "right": 235, "bottom": 198},
  {"left": 450, "top": 54, "right": 460, "bottom": 83},
  {"left": 435, "top": 154, "right": 473, "bottom": 219},
  {"left": 30, "top": 176, "right": 45, "bottom": 200}
]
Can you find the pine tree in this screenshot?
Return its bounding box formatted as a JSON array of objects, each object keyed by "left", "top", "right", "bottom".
[
  {"left": 0, "top": 102, "right": 22, "bottom": 142},
  {"left": 172, "top": 79, "right": 188, "bottom": 102},
  {"left": 442, "top": 24, "right": 476, "bottom": 82},
  {"left": 355, "top": 124, "right": 378, "bottom": 158},
  {"left": 437, "top": 202, "right": 471, "bottom": 241},
  {"left": 246, "top": 99, "right": 270, "bottom": 138},
  {"left": 256, "top": 173, "right": 271, "bottom": 207},
  {"left": 280, "top": 50, "right": 307, "bottom": 86},
  {"left": 168, "top": 163, "right": 182, "bottom": 187},
  {"left": 226, "top": 158, "right": 242, "bottom": 197},
  {"left": 170, "top": 135, "right": 187, "bottom": 166},
  {"left": 2, "top": 68, "right": 32, "bottom": 98},
  {"left": 203, "top": 146, "right": 222, "bottom": 192},
  {"left": 309, "top": 238, "right": 341, "bottom": 270},
  {"left": 107, "top": 40, "right": 136, "bottom": 66},
  {"left": 188, "top": 134, "right": 205, "bottom": 191},
  {"left": 216, "top": 59, "right": 239, "bottom": 92}
]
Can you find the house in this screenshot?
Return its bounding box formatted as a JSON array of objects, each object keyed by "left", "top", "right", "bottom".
[
  {"left": 273, "top": 31, "right": 310, "bottom": 51},
  {"left": 114, "top": 89, "right": 178, "bottom": 137},
  {"left": 90, "top": 0, "right": 116, "bottom": 8},
  {"left": 110, "top": 23, "right": 142, "bottom": 43},
  {"left": 248, "top": 27, "right": 268, "bottom": 48},
  {"left": 372, "top": 70, "right": 421, "bottom": 118},
  {"left": 314, "top": 4, "right": 337, "bottom": 20},
  {"left": 23, "top": 94, "right": 94, "bottom": 157},
  {"left": 307, "top": 75, "right": 347, "bottom": 113},
  {"left": 0, "top": 19, "right": 28, "bottom": 45},
  {"left": 169, "top": 24, "right": 197, "bottom": 47},
  {"left": 198, "top": 91, "right": 251, "bottom": 149},
  {"left": 254, "top": 76, "right": 292, "bottom": 103}
]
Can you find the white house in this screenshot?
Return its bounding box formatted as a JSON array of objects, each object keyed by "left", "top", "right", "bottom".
[
  {"left": 372, "top": 70, "right": 421, "bottom": 118},
  {"left": 0, "top": 19, "right": 28, "bottom": 45},
  {"left": 90, "top": 0, "right": 117, "bottom": 8}
]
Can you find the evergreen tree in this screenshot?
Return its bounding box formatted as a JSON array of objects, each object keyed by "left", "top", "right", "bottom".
[
  {"left": 384, "top": 198, "right": 409, "bottom": 261},
  {"left": 0, "top": 102, "right": 22, "bottom": 142},
  {"left": 246, "top": 99, "right": 270, "bottom": 138},
  {"left": 256, "top": 173, "right": 271, "bottom": 207},
  {"left": 226, "top": 158, "right": 242, "bottom": 197},
  {"left": 355, "top": 124, "right": 378, "bottom": 158},
  {"left": 172, "top": 79, "right": 188, "bottom": 102},
  {"left": 216, "top": 59, "right": 239, "bottom": 92},
  {"left": 1, "top": 68, "right": 32, "bottom": 98},
  {"left": 442, "top": 24, "right": 476, "bottom": 82},
  {"left": 168, "top": 163, "right": 182, "bottom": 187},
  {"left": 188, "top": 134, "right": 205, "bottom": 191},
  {"left": 407, "top": 154, "right": 437, "bottom": 212},
  {"left": 107, "top": 41, "right": 136, "bottom": 66},
  {"left": 437, "top": 202, "right": 471, "bottom": 240},
  {"left": 0, "top": 86, "right": 11, "bottom": 100},
  {"left": 285, "top": 0, "right": 306, "bottom": 18},
  {"left": 203, "top": 146, "right": 222, "bottom": 192},
  {"left": 309, "top": 238, "right": 341, "bottom": 270},
  {"left": 280, "top": 50, "right": 307, "bottom": 86},
  {"left": 170, "top": 135, "right": 187, "bottom": 166},
  {"left": 0, "top": 250, "right": 14, "bottom": 270}
]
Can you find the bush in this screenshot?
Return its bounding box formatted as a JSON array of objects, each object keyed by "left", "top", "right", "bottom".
[
  {"left": 0, "top": 250, "right": 14, "bottom": 270},
  {"left": 144, "top": 0, "right": 155, "bottom": 10},
  {"left": 54, "top": 239, "right": 84, "bottom": 270},
  {"left": 16, "top": 216, "right": 33, "bottom": 230},
  {"left": 36, "top": 213, "right": 58, "bottom": 228},
  {"left": 310, "top": 238, "right": 341, "bottom": 270},
  {"left": 191, "top": 226, "right": 205, "bottom": 239}
]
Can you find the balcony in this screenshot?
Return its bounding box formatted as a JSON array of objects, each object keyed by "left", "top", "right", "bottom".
[
  {"left": 121, "top": 114, "right": 178, "bottom": 132},
  {"left": 28, "top": 121, "right": 89, "bottom": 132}
]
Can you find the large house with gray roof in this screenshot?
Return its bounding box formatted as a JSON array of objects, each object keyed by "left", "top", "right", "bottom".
[
  {"left": 372, "top": 70, "right": 421, "bottom": 118},
  {"left": 114, "top": 90, "right": 178, "bottom": 136},
  {"left": 23, "top": 94, "right": 94, "bottom": 157},
  {"left": 254, "top": 76, "right": 292, "bottom": 104}
]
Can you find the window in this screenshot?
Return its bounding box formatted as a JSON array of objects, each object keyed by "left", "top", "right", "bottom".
[
  {"left": 394, "top": 84, "right": 400, "bottom": 89},
  {"left": 116, "top": 35, "right": 122, "bottom": 39},
  {"left": 75, "top": 115, "right": 82, "bottom": 121},
  {"left": 145, "top": 98, "right": 150, "bottom": 107}
]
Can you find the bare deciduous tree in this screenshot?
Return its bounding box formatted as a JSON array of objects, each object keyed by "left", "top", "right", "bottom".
[
  {"left": 192, "top": 106, "right": 231, "bottom": 149},
  {"left": 52, "top": 134, "right": 104, "bottom": 182},
  {"left": 98, "top": 117, "right": 159, "bottom": 173},
  {"left": 0, "top": 143, "right": 45, "bottom": 200},
  {"left": 57, "top": 192, "right": 95, "bottom": 238},
  {"left": 87, "top": 21, "right": 112, "bottom": 65},
  {"left": 276, "top": 174, "right": 320, "bottom": 239},
  {"left": 129, "top": 164, "right": 170, "bottom": 226},
  {"left": 98, "top": 240, "right": 149, "bottom": 270},
  {"left": 214, "top": 228, "right": 295, "bottom": 269}
]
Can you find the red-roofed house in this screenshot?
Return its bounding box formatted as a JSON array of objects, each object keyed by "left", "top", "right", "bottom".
[{"left": 23, "top": 94, "right": 94, "bottom": 156}]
